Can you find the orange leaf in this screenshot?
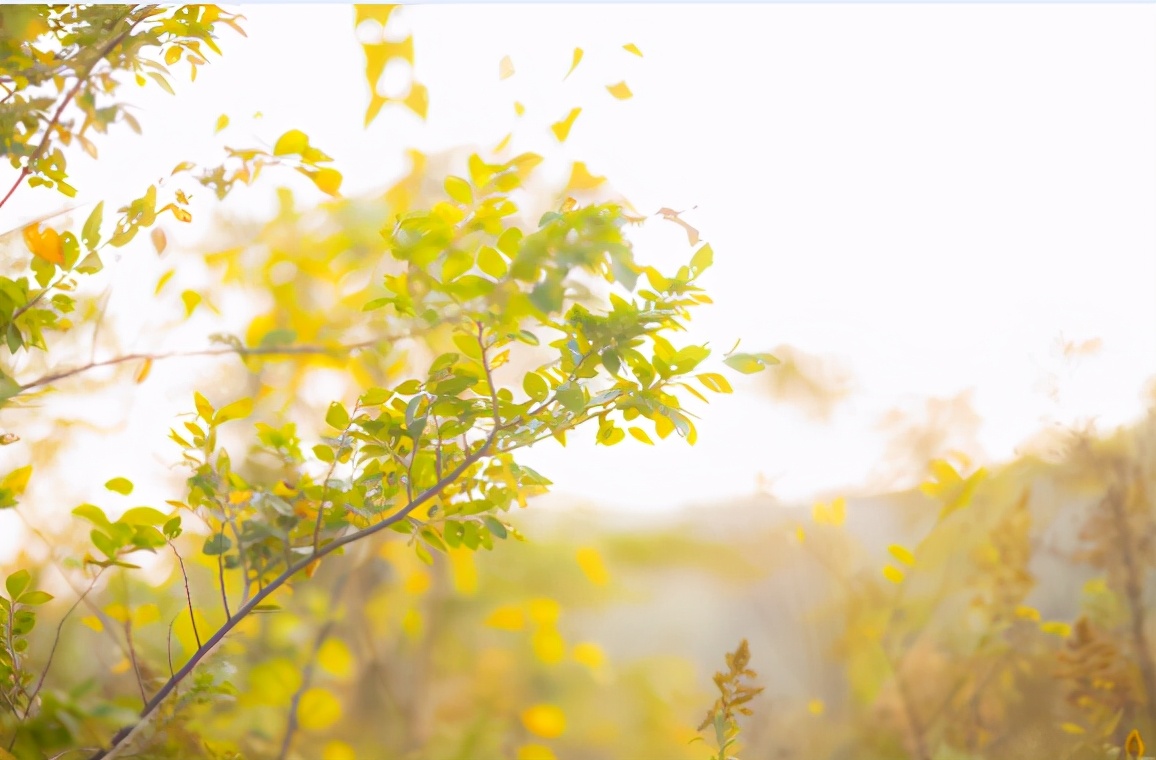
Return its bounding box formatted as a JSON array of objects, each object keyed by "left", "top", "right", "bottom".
[{"left": 24, "top": 224, "right": 64, "bottom": 265}]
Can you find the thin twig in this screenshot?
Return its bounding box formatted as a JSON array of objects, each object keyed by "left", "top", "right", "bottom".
[
  {"left": 215, "top": 526, "right": 230, "bottom": 620},
  {"left": 18, "top": 335, "right": 400, "bottom": 393},
  {"left": 87, "top": 418, "right": 502, "bottom": 760},
  {"left": 0, "top": 9, "right": 139, "bottom": 211},
  {"left": 277, "top": 572, "right": 352, "bottom": 760},
  {"left": 168, "top": 542, "right": 200, "bottom": 650}
]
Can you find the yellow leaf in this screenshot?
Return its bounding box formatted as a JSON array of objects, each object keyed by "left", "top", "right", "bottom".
[
  {"left": 1, "top": 465, "right": 32, "bottom": 495},
  {"left": 564, "top": 47, "right": 583, "bottom": 79},
  {"left": 132, "top": 603, "right": 159, "bottom": 627},
  {"left": 448, "top": 547, "right": 478, "bottom": 595},
  {"left": 493, "top": 133, "right": 512, "bottom": 153},
  {"left": 517, "top": 746, "right": 557, "bottom": 760},
  {"left": 274, "top": 129, "right": 309, "bottom": 156},
  {"left": 401, "top": 608, "right": 422, "bottom": 638},
  {"left": 215, "top": 114, "right": 229, "bottom": 133},
  {"left": 628, "top": 427, "right": 654, "bottom": 445},
  {"left": 297, "top": 687, "right": 342, "bottom": 731},
  {"left": 181, "top": 290, "right": 201, "bottom": 317},
  {"left": 532, "top": 628, "right": 566, "bottom": 664},
  {"left": 606, "top": 81, "right": 633, "bottom": 100},
  {"left": 1014, "top": 605, "right": 1041, "bottom": 621},
  {"left": 81, "top": 615, "right": 103, "bottom": 632},
  {"left": 551, "top": 108, "right": 581, "bottom": 143},
  {"left": 888, "top": 544, "right": 915, "bottom": 566},
  {"left": 566, "top": 161, "right": 605, "bottom": 192},
  {"left": 528, "top": 598, "right": 560, "bottom": 625},
  {"left": 23, "top": 224, "right": 63, "bottom": 265},
  {"left": 322, "top": 741, "right": 357, "bottom": 760},
  {"left": 405, "top": 82, "right": 429, "bottom": 119},
  {"left": 151, "top": 227, "right": 167, "bottom": 254},
  {"left": 812, "top": 498, "right": 845, "bottom": 527},
  {"left": 808, "top": 698, "right": 825, "bottom": 716},
  {"left": 623, "top": 43, "right": 643, "bottom": 57},
  {"left": 1126, "top": 729, "right": 1145, "bottom": 758},
  {"left": 312, "top": 168, "right": 343, "bottom": 197},
  {"left": 882, "top": 565, "right": 905, "bottom": 584},
  {"left": 164, "top": 46, "right": 182, "bottom": 65},
  {"left": 1040, "top": 621, "right": 1072, "bottom": 637},
  {"left": 576, "top": 547, "right": 610, "bottom": 586},
  {"left": 514, "top": 101, "right": 525, "bottom": 117},
  {"left": 1060, "top": 722, "right": 1085, "bottom": 735},
  {"left": 521, "top": 704, "right": 566, "bottom": 738},
  {"left": 499, "top": 55, "right": 515, "bottom": 80},
  {"left": 572, "top": 642, "right": 604, "bottom": 669},
  {"left": 404, "top": 570, "right": 430, "bottom": 595},
  {"left": 318, "top": 638, "right": 353, "bottom": 679},
  {"left": 485, "top": 605, "right": 525, "bottom": 631}
]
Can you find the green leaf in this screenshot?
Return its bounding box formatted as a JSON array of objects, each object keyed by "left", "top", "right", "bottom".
[
  {"left": 81, "top": 201, "right": 103, "bottom": 251},
  {"left": 723, "top": 352, "right": 780, "bottom": 374},
  {"left": 477, "top": 246, "right": 507, "bottom": 278},
  {"left": 18, "top": 590, "right": 53, "bottom": 605},
  {"left": 5, "top": 569, "right": 31, "bottom": 600},
  {"left": 202, "top": 533, "right": 232, "bottom": 556},
  {"left": 482, "top": 516, "right": 507, "bottom": 539},
  {"left": 556, "top": 383, "right": 585, "bottom": 413},
  {"left": 73, "top": 504, "right": 113, "bottom": 532},
  {"left": 119, "top": 507, "right": 169, "bottom": 526},
  {"left": 690, "top": 243, "right": 713, "bottom": 276},
  {"left": 104, "top": 477, "right": 134, "bottom": 496},
  {"left": 325, "top": 401, "right": 351, "bottom": 429},
  {"left": 523, "top": 372, "right": 549, "bottom": 403}
]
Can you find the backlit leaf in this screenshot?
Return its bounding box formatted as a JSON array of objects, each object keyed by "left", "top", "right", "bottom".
[
  {"left": 606, "top": 81, "right": 633, "bottom": 100},
  {"left": 564, "top": 48, "right": 583, "bottom": 79},
  {"left": 312, "top": 168, "right": 343, "bottom": 197},
  {"left": 104, "top": 477, "right": 133, "bottom": 496},
  {"left": 274, "top": 129, "right": 309, "bottom": 156},
  {"left": 550, "top": 108, "right": 581, "bottom": 143},
  {"left": 522, "top": 704, "right": 566, "bottom": 738},
  {"left": 297, "top": 687, "right": 342, "bottom": 731}
]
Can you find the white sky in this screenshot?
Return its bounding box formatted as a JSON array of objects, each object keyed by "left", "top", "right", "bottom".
[{"left": 4, "top": 4, "right": 1155, "bottom": 516}]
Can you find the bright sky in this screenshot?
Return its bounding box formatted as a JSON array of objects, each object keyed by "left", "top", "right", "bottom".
[{"left": 5, "top": 5, "right": 1155, "bottom": 515}]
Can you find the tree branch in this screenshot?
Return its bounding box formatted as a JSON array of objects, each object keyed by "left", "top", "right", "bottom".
[
  {"left": 0, "top": 9, "right": 141, "bottom": 212},
  {"left": 17, "top": 335, "right": 401, "bottom": 394},
  {"left": 87, "top": 411, "right": 502, "bottom": 760}
]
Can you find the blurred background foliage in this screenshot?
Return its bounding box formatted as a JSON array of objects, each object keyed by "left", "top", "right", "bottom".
[{"left": 2, "top": 5, "right": 1156, "bottom": 760}]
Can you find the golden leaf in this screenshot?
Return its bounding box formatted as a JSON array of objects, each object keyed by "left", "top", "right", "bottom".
[
  {"left": 566, "top": 161, "right": 605, "bottom": 191},
  {"left": 550, "top": 107, "right": 581, "bottom": 143},
  {"left": 606, "top": 81, "right": 633, "bottom": 100},
  {"left": 623, "top": 43, "right": 643, "bottom": 57},
  {"left": 564, "top": 47, "right": 583, "bottom": 79},
  {"left": 499, "top": 55, "right": 515, "bottom": 80}
]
